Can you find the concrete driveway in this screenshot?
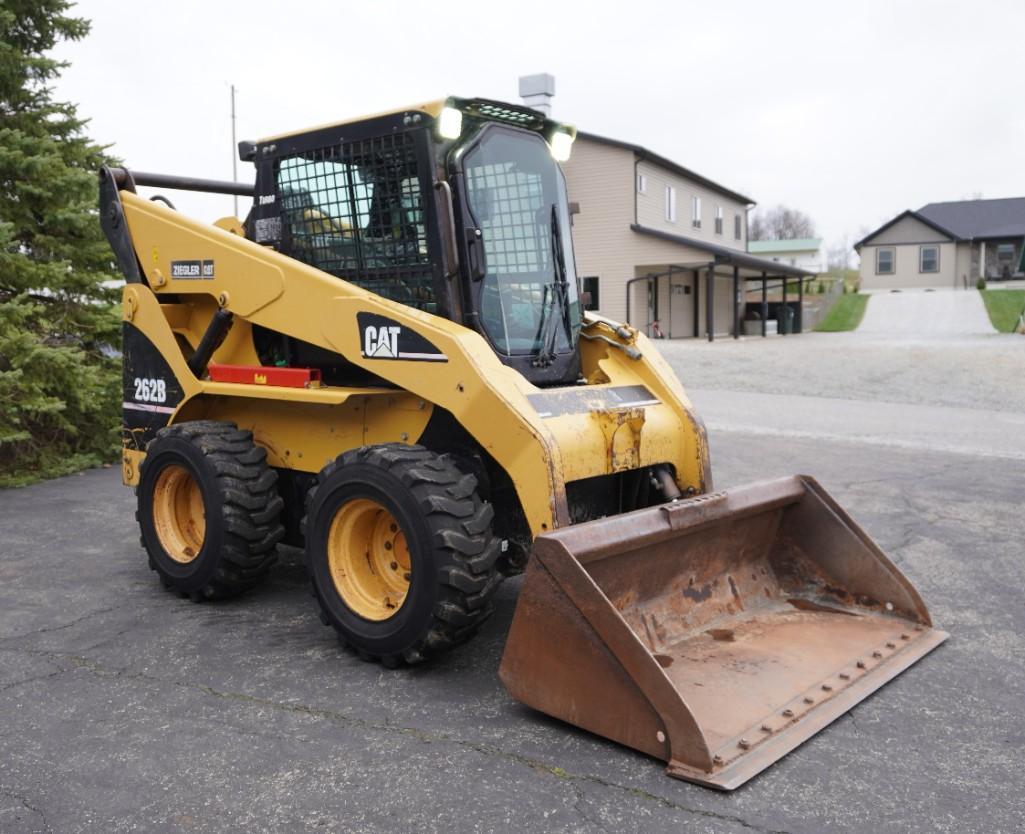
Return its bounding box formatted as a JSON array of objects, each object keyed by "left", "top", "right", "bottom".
[
  {"left": 3, "top": 332, "right": 1025, "bottom": 833},
  {"left": 858, "top": 288, "right": 995, "bottom": 336}
]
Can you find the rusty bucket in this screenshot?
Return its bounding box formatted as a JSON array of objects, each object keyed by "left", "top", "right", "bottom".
[{"left": 499, "top": 475, "right": 947, "bottom": 790}]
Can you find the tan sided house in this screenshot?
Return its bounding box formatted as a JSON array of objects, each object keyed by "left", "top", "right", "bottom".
[
  {"left": 855, "top": 197, "right": 1025, "bottom": 290},
  {"left": 560, "top": 133, "right": 814, "bottom": 340}
]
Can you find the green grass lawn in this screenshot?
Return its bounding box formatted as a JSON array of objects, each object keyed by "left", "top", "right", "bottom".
[
  {"left": 815, "top": 293, "right": 870, "bottom": 332},
  {"left": 979, "top": 289, "right": 1025, "bottom": 333}
]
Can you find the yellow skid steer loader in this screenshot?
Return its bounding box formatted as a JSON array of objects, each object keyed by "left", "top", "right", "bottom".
[{"left": 101, "top": 97, "right": 946, "bottom": 789}]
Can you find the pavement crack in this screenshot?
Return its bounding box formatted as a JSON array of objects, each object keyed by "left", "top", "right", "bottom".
[
  {"left": 0, "top": 603, "right": 127, "bottom": 644},
  {"left": 0, "top": 788, "right": 53, "bottom": 834},
  {"left": 0, "top": 666, "right": 69, "bottom": 695},
  {"left": 569, "top": 781, "right": 610, "bottom": 833}
]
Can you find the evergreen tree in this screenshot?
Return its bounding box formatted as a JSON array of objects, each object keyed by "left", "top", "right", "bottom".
[{"left": 0, "top": 0, "right": 120, "bottom": 486}]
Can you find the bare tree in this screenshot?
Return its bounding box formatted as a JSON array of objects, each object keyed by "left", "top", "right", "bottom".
[
  {"left": 748, "top": 205, "right": 817, "bottom": 241},
  {"left": 827, "top": 236, "right": 852, "bottom": 271}
]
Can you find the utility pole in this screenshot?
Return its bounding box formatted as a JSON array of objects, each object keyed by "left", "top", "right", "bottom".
[{"left": 230, "top": 84, "right": 238, "bottom": 217}]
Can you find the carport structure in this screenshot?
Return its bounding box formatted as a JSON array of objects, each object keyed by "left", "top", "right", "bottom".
[{"left": 627, "top": 226, "right": 816, "bottom": 341}]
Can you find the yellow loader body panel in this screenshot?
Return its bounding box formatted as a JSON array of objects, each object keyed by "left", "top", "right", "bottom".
[{"left": 118, "top": 190, "right": 710, "bottom": 534}]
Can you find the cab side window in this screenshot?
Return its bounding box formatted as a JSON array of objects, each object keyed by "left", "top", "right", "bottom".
[{"left": 275, "top": 132, "right": 434, "bottom": 310}]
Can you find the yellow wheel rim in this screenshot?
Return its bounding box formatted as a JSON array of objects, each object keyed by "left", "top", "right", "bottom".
[
  {"left": 152, "top": 464, "right": 206, "bottom": 564},
  {"left": 327, "top": 498, "right": 411, "bottom": 621}
]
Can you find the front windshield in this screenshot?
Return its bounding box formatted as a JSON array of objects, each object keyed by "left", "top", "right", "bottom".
[{"left": 462, "top": 127, "right": 581, "bottom": 356}]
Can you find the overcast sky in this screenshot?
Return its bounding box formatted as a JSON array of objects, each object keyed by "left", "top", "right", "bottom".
[{"left": 56, "top": 0, "right": 1025, "bottom": 260}]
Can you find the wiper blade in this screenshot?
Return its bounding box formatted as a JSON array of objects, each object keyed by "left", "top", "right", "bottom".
[
  {"left": 532, "top": 282, "right": 560, "bottom": 368},
  {"left": 532, "top": 206, "right": 570, "bottom": 368}
]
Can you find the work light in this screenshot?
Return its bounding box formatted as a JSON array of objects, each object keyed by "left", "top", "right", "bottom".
[
  {"left": 438, "top": 107, "right": 463, "bottom": 139},
  {"left": 550, "top": 129, "right": 574, "bottom": 162}
]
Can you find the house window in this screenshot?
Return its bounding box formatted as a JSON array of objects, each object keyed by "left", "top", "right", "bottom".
[
  {"left": 919, "top": 245, "right": 939, "bottom": 273},
  {"left": 637, "top": 174, "right": 647, "bottom": 194},
  {"left": 665, "top": 186, "right": 676, "bottom": 222},
  {"left": 714, "top": 205, "right": 724, "bottom": 235},
  {"left": 996, "top": 243, "right": 1015, "bottom": 263},
  {"left": 692, "top": 196, "right": 702, "bottom": 229},
  {"left": 734, "top": 213, "right": 742, "bottom": 240},
  {"left": 876, "top": 248, "right": 895, "bottom": 274},
  {"left": 581, "top": 276, "right": 600, "bottom": 311}
]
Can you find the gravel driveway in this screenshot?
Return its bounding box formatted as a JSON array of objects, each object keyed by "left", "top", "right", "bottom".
[
  {"left": 657, "top": 330, "right": 1024, "bottom": 413},
  {"left": 858, "top": 288, "right": 994, "bottom": 336}
]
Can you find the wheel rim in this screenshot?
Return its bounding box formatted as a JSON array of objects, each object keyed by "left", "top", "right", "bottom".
[
  {"left": 152, "top": 464, "right": 206, "bottom": 564},
  {"left": 327, "top": 498, "right": 411, "bottom": 621}
]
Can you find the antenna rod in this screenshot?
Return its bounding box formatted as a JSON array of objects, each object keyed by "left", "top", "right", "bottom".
[{"left": 230, "top": 84, "right": 239, "bottom": 217}]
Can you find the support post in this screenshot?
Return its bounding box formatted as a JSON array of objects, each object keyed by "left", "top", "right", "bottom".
[
  {"left": 797, "top": 277, "right": 805, "bottom": 333},
  {"left": 693, "top": 270, "right": 700, "bottom": 338},
  {"left": 666, "top": 266, "right": 674, "bottom": 338},
  {"left": 732, "top": 265, "right": 740, "bottom": 339},
  {"left": 706, "top": 263, "right": 715, "bottom": 342},
  {"left": 651, "top": 273, "right": 659, "bottom": 337},
  {"left": 761, "top": 272, "right": 768, "bottom": 337},
  {"left": 781, "top": 276, "right": 788, "bottom": 335}
]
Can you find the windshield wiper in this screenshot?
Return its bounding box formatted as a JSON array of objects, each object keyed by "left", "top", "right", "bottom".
[{"left": 532, "top": 206, "right": 570, "bottom": 368}]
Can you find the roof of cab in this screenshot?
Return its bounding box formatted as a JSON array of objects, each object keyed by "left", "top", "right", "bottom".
[{"left": 258, "top": 99, "right": 447, "bottom": 143}]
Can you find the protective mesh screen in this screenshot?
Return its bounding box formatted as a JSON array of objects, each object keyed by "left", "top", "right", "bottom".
[
  {"left": 276, "top": 131, "right": 435, "bottom": 310},
  {"left": 465, "top": 162, "right": 548, "bottom": 275}
]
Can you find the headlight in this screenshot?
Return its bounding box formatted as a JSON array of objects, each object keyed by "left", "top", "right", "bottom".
[
  {"left": 550, "top": 130, "right": 574, "bottom": 162},
  {"left": 438, "top": 107, "right": 463, "bottom": 139}
]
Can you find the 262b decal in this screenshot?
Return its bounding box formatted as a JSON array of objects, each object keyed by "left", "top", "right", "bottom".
[{"left": 133, "top": 377, "right": 167, "bottom": 403}]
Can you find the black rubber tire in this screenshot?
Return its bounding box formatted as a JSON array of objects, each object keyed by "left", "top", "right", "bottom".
[
  {"left": 303, "top": 444, "right": 502, "bottom": 666},
  {"left": 137, "top": 420, "right": 284, "bottom": 600}
]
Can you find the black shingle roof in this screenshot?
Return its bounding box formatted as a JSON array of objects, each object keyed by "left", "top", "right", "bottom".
[{"left": 917, "top": 197, "right": 1025, "bottom": 240}]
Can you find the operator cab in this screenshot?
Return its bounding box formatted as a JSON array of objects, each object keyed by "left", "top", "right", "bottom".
[{"left": 243, "top": 98, "right": 582, "bottom": 387}]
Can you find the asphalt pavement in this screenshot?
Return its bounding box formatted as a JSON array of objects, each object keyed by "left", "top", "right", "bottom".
[{"left": 2, "top": 334, "right": 1025, "bottom": 833}]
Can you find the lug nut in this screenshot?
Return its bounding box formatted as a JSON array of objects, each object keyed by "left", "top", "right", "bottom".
[
  {"left": 403, "top": 572, "right": 411, "bottom": 581},
  {"left": 873, "top": 650, "right": 883, "bottom": 658},
  {"left": 384, "top": 541, "right": 392, "bottom": 551},
  {"left": 856, "top": 660, "right": 866, "bottom": 669},
  {"left": 761, "top": 724, "right": 772, "bottom": 733},
  {"left": 782, "top": 709, "right": 795, "bottom": 718},
  {"left": 839, "top": 673, "right": 851, "bottom": 680},
  {"left": 738, "top": 738, "right": 750, "bottom": 749},
  {"left": 886, "top": 641, "right": 896, "bottom": 649},
  {"left": 390, "top": 561, "right": 398, "bottom": 570},
  {"left": 804, "top": 696, "right": 814, "bottom": 704},
  {"left": 822, "top": 684, "right": 833, "bottom": 692}
]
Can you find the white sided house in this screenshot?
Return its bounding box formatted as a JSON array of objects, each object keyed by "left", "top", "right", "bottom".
[
  {"left": 855, "top": 198, "right": 1025, "bottom": 290},
  {"left": 560, "top": 133, "right": 814, "bottom": 340},
  {"left": 747, "top": 239, "right": 826, "bottom": 275}
]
